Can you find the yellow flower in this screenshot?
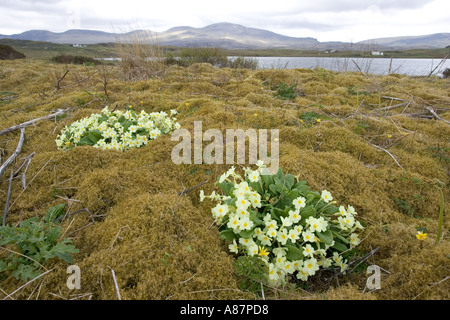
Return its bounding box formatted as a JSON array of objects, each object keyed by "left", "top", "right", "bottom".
[
  {"left": 316, "top": 118, "right": 321, "bottom": 123},
  {"left": 416, "top": 231, "right": 427, "bottom": 241},
  {"left": 258, "top": 246, "right": 269, "bottom": 257}
]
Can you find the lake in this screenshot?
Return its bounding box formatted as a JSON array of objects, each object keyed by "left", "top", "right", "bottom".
[
  {"left": 252, "top": 56, "right": 450, "bottom": 76},
  {"left": 99, "top": 56, "right": 449, "bottom": 76}
]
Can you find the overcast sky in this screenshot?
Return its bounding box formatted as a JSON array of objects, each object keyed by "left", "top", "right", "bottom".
[{"left": 0, "top": 0, "right": 448, "bottom": 42}]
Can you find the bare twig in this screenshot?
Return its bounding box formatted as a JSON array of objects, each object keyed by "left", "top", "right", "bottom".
[
  {"left": 2, "top": 170, "right": 14, "bottom": 226},
  {"left": 426, "top": 106, "right": 450, "bottom": 124},
  {"left": 0, "top": 95, "right": 18, "bottom": 101},
  {"left": 0, "top": 128, "right": 25, "bottom": 180},
  {"left": 352, "top": 59, "right": 369, "bottom": 78},
  {"left": 0, "top": 109, "right": 68, "bottom": 136},
  {"left": 2, "top": 269, "right": 53, "bottom": 300},
  {"left": 108, "top": 266, "right": 122, "bottom": 300},
  {"left": 55, "top": 69, "right": 70, "bottom": 90},
  {"left": 428, "top": 54, "right": 449, "bottom": 77},
  {"left": 55, "top": 71, "right": 98, "bottom": 91},
  {"left": 13, "top": 152, "right": 35, "bottom": 177},
  {"left": 368, "top": 142, "right": 404, "bottom": 170},
  {"left": 178, "top": 180, "right": 208, "bottom": 196}
]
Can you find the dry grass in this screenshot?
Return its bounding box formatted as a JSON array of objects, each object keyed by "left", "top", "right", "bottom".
[{"left": 0, "top": 59, "right": 449, "bottom": 300}]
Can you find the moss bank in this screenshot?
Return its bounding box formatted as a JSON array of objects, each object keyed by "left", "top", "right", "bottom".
[{"left": 0, "top": 59, "right": 449, "bottom": 300}]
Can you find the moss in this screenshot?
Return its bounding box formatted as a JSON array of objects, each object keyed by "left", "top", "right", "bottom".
[{"left": 0, "top": 59, "right": 449, "bottom": 300}]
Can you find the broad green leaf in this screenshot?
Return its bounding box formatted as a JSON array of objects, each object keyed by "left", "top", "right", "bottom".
[
  {"left": 285, "top": 174, "right": 295, "bottom": 190},
  {"left": 317, "top": 229, "right": 334, "bottom": 245},
  {"left": 219, "top": 229, "right": 236, "bottom": 241},
  {"left": 299, "top": 205, "right": 316, "bottom": 224},
  {"left": 239, "top": 229, "right": 254, "bottom": 239},
  {"left": 331, "top": 241, "right": 348, "bottom": 252},
  {"left": 285, "top": 244, "right": 303, "bottom": 261},
  {"left": 217, "top": 181, "right": 234, "bottom": 196}
]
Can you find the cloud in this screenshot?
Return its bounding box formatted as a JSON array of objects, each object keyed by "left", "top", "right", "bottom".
[{"left": 0, "top": 0, "right": 448, "bottom": 42}]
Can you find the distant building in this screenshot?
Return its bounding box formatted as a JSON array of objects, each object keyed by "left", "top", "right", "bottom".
[
  {"left": 371, "top": 51, "right": 384, "bottom": 56},
  {"left": 72, "top": 44, "right": 86, "bottom": 48},
  {"left": 324, "top": 49, "right": 337, "bottom": 53}
]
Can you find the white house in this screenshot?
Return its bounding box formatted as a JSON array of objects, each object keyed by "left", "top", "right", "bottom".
[{"left": 371, "top": 51, "right": 384, "bottom": 56}]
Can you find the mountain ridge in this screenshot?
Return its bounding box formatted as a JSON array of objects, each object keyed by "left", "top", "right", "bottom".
[{"left": 0, "top": 22, "right": 448, "bottom": 50}]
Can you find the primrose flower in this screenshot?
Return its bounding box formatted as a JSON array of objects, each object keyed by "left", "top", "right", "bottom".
[
  {"left": 268, "top": 263, "right": 279, "bottom": 281},
  {"left": 247, "top": 170, "right": 260, "bottom": 182},
  {"left": 228, "top": 240, "right": 238, "bottom": 254},
  {"left": 321, "top": 190, "right": 333, "bottom": 203},
  {"left": 236, "top": 197, "right": 251, "bottom": 211},
  {"left": 293, "top": 196, "right": 307, "bottom": 210},
  {"left": 276, "top": 229, "right": 289, "bottom": 245},
  {"left": 258, "top": 233, "right": 272, "bottom": 246},
  {"left": 350, "top": 233, "right": 361, "bottom": 246},
  {"left": 266, "top": 227, "right": 278, "bottom": 239},
  {"left": 288, "top": 229, "right": 300, "bottom": 243},
  {"left": 302, "top": 230, "right": 316, "bottom": 243},
  {"left": 288, "top": 209, "right": 301, "bottom": 223},
  {"left": 212, "top": 203, "right": 228, "bottom": 220},
  {"left": 239, "top": 217, "right": 254, "bottom": 230},
  {"left": 303, "top": 258, "right": 319, "bottom": 276},
  {"left": 303, "top": 244, "right": 315, "bottom": 258}
]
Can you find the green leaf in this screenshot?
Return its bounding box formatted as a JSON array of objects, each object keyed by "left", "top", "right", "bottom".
[
  {"left": 285, "top": 174, "right": 295, "bottom": 190},
  {"left": 299, "top": 205, "right": 315, "bottom": 224},
  {"left": 78, "top": 130, "right": 103, "bottom": 146},
  {"left": 217, "top": 181, "right": 234, "bottom": 196},
  {"left": 331, "top": 241, "right": 348, "bottom": 252},
  {"left": 239, "top": 229, "right": 254, "bottom": 239},
  {"left": 219, "top": 229, "right": 236, "bottom": 241},
  {"left": 44, "top": 204, "right": 66, "bottom": 223},
  {"left": 248, "top": 181, "right": 263, "bottom": 194},
  {"left": 322, "top": 205, "right": 339, "bottom": 215},
  {"left": 285, "top": 244, "right": 303, "bottom": 261},
  {"left": 50, "top": 240, "right": 79, "bottom": 263},
  {"left": 317, "top": 229, "right": 334, "bottom": 245},
  {"left": 275, "top": 168, "right": 284, "bottom": 181},
  {"left": 11, "top": 264, "right": 41, "bottom": 282},
  {"left": 269, "top": 184, "right": 279, "bottom": 194}
]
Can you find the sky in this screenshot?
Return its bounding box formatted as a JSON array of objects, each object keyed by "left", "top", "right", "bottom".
[{"left": 0, "top": 0, "right": 449, "bottom": 42}]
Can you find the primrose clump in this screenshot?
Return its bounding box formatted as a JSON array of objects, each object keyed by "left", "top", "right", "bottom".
[
  {"left": 200, "top": 162, "right": 365, "bottom": 287},
  {"left": 56, "top": 106, "right": 180, "bottom": 151}
]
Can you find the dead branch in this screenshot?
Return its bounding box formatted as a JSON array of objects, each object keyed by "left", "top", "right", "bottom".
[
  {"left": 352, "top": 59, "right": 369, "bottom": 78},
  {"left": 0, "top": 128, "right": 25, "bottom": 180},
  {"left": 55, "top": 69, "right": 70, "bottom": 90},
  {"left": 368, "top": 142, "right": 404, "bottom": 170},
  {"left": 0, "top": 95, "right": 18, "bottom": 101},
  {"left": 178, "top": 180, "right": 208, "bottom": 196},
  {"left": 14, "top": 152, "right": 35, "bottom": 177},
  {"left": 426, "top": 106, "right": 450, "bottom": 124},
  {"left": 0, "top": 109, "right": 68, "bottom": 136},
  {"left": 428, "top": 53, "right": 449, "bottom": 77},
  {"left": 55, "top": 71, "right": 98, "bottom": 91}
]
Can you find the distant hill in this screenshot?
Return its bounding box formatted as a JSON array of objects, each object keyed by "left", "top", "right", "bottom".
[
  {"left": 0, "top": 22, "right": 448, "bottom": 50},
  {"left": 357, "top": 33, "right": 450, "bottom": 49}
]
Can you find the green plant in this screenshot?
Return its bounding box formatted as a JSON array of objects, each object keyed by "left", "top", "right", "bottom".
[
  {"left": 56, "top": 105, "right": 180, "bottom": 151},
  {"left": 433, "top": 179, "right": 445, "bottom": 244},
  {"left": 0, "top": 204, "right": 79, "bottom": 282},
  {"left": 274, "top": 82, "right": 298, "bottom": 100},
  {"left": 394, "top": 198, "right": 415, "bottom": 216},
  {"left": 200, "top": 163, "right": 365, "bottom": 288}
]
